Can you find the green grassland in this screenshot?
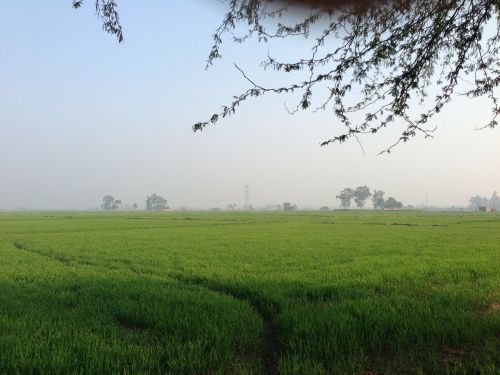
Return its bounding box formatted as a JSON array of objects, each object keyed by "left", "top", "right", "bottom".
[{"left": 0, "top": 211, "right": 498, "bottom": 374}]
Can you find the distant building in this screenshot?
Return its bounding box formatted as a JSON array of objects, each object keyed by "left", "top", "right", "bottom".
[{"left": 478, "top": 206, "right": 496, "bottom": 212}]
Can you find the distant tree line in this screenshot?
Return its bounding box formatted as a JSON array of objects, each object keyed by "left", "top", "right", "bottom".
[
  {"left": 337, "top": 186, "right": 403, "bottom": 210},
  {"left": 101, "top": 194, "right": 168, "bottom": 211},
  {"left": 225, "top": 202, "right": 299, "bottom": 212},
  {"left": 469, "top": 192, "right": 500, "bottom": 210}
]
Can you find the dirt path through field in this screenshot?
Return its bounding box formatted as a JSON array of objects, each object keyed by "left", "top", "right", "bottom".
[{"left": 172, "top": 274, "right": 281, "bottom": 375}]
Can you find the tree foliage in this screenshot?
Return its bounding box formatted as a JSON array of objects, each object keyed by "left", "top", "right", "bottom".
[
  {"left": 469, "top": 191, "right": 500, "bottom": 209},
  {"left": 72, "top": 0, "right": 123, "bottom": 42},
  {"left": 491, "top": 191, "right": 500, "bottom": 208},
  {"left": 338, "top": 186, "right": 403, "bottom": 209},
  {"left": 372, "top": 190, "right": 386, "bottom": 210},
  {"left": 353, "top": 185, "right": 371, "bottom": 208},
  {"left": 101, "top": 195, "right": 121, "bottom": 210},
  {"left": 283, "top": 202, "right": 298, "bottom": 211},
  {"left": 145, "top": 194, "right": 168, "bottom": 211},
  {"left": 336, "top": 188, "right": 355, "bottom": 209},
  {"left": 384, "top": 196, "right": 403, "bottom": 209},
  {"left": 194, "top": 0, "right": 500, "bottom": 153},
  {"left": 74, "top": 0, "right": 500, "bottom": 152}
]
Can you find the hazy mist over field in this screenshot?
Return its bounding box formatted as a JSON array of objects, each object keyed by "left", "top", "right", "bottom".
[{"left": 1, "top": 1, "right": 499, "bottom": 210}]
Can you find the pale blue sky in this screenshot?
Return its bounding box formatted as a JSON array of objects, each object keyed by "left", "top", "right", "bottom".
[{"left": 1, "top": 1, "right": 499, "bottom": 209}]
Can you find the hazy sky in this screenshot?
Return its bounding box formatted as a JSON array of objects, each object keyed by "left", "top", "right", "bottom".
[{"left": 1, "top": 1, "right": 499, "bottom": 210}]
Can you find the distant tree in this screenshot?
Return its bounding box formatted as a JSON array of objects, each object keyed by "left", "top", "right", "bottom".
[
  {"left": 354, "top": 186, "right": 371, "bottom": 209},
  {"left": 101, "top": 195, "right": 120, "bottom": 210},
  {"left": 337, "top": 188, "right": 355, "bottom": 209},
  {"left": 372, "top": 190, "right": 386, "bottom": 210},
  {"left": 471, "top": 191, "right": 500, "bottom": 210},
  {"left": 319, "top": 206, "right": 330, "bottom": 211},
  {"left": 101, "top": 195, "right": 114, "bottom": 210},
  {"left": 132, "top": 203, "right": 138, "bottom": 210},
  {"left": 384, "top": 197, "right": 403, "bottom": 209},
  {"left": 145, "top": 194, "right": 168, "bottom": 211},
  {"left": 469, "top": 195, "right": 489, "bottom": 209},
  {"left": 489, "top": 191, "right": 500, "bottom": 210},
  {"left": 226, "top": 203, "right": 237, "bottom": 211},
  {"left": 283, "top": 202, "right": 297, "bottom": 211}
]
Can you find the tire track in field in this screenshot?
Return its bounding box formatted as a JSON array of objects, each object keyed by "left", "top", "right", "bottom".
[
  {"left": 12, "top": 240, "right": 281, "bottom": 373},
  {"left": 12, "top": 240, "right": 111, "bottom": 268},
  {"left": 173, "top": 274, "right": 281, "bottom": 375},
  {"left": 11, "top": 241, "right": 155, "bottom": 275},
  {"left": 13, "top": 240, "right": 75, "bottom": 264}
]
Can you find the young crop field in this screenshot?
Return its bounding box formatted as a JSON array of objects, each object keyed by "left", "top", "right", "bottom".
[{"left": 0, "top": 211, "right": 498, "bottom": 374}]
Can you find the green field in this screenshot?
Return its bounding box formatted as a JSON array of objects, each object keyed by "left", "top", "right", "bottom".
[{"left": 0, "top": 211, "right": 498, "bottom": 374}]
